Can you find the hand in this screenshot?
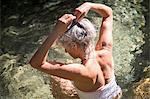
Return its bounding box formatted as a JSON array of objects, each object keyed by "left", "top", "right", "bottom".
[
  {"left": 54, "top": 14, "right": 76, "bottom": 35},
  {"left": 74, "top": 2, "right": 91, "bottom": 21}
]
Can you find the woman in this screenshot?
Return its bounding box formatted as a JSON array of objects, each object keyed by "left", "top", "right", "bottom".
[{"left": 29, "top": 2, "right": 122, "bottom": 99}]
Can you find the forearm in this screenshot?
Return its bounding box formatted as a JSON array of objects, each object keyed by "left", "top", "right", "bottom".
[
  {"left": 29, "top": 31, "right": 59, "bottom": 68},
  {"left": 89, "top": 3, "right": 113, "bottom": 17},
  {"left": 29, "top": 14, "right": 76, "bottom": 68},
  {"left": 88, "top": 3, "right": 113, "bottom": 50}
]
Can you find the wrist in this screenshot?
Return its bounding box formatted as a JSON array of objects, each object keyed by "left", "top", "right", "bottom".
[
  {"left": 85, "top": 2, "right": 92, "bottom": 10},
  {"left": 50, "top": 31, "right": 60, "bottom": 39},
  {"left": 86, "top": 2, "right": 94, "bottom": 10}
]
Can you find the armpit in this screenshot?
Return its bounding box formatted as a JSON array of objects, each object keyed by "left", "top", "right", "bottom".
[{"left": 102, "top": 42, "right": 112, "bottom": 49}]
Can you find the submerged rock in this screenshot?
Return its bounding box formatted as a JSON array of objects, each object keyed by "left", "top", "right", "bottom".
[{"left": 0, "top": 54, "right": 54, "bottom": 99}]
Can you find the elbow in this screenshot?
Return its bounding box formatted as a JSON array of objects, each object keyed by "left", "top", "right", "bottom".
[
  {"left": 109, "top": 7, "right": 113, "bottom": 14},
  {"left": 107, "top": 7, "right": 113, "bottom": 17},
  {"left": 103, "top": 7, "right": 113, "bottom": 18},
  {"left": 102, "top": 42, "right": 113, "bottom": 50}
]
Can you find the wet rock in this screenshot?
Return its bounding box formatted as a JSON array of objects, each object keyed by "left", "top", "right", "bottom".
[
  {"left": 51, "top": 76, "right": 79, "bottom": 99},
  {"left": 133, "top": 75, "right": 150, "bottom": 98},
  {"left": 0, "top": 54, "right": 54, "bottom": 99}
]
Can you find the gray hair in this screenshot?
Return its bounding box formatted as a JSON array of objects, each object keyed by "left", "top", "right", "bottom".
[{"left": 59, "top": 18, "right": 96, "bottom": 59}]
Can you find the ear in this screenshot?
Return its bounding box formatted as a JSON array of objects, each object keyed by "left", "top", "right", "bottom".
[{"left": 71, "top": 42, "right": 77, "bottom": 49}]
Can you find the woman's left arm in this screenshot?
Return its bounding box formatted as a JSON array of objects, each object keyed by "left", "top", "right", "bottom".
[
  {"left": 29, "top": 14, "right": 76, "bottom": 69},
  {"left": 29, "top": 14, "right": 96, "bottom": 83}
]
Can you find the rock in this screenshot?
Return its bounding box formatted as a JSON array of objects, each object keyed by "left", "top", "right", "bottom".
[
  {"left": 0, "top": 54, "right": 54, "bottom": 99},
  {"left": 50, "top": 76, "right": 79, "bottom": 99},
  {"left": 133, "top": 78, "right": 150, "bottom": 99},
  {"left": 132, "top": 66, "right": 150, "bottom": 98}
]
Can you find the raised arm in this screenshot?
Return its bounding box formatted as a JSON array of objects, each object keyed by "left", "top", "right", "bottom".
[
  {"left": 29, "top": 14, "right": 94, "bottom": 82},
  {"left": 74, "top": 2, "right": 113, "bottom": 51},
  {"left": 91, "top": 3, "right": 113, "bottom": 51},
  {"left": 29, "top": 14, "right": 76, "bottom": 68}
]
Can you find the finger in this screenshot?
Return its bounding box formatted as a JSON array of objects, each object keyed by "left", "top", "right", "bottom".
[
  {"left": 74, "top": 10, "right": 82, "bottom": 21},
  {"left": 59, "top": 14, "right": 74, "bottom": 24},
  {"left": 78, "top": 12, "right": 86, "bottom": 21},
  {"left": 62, "top": 14, "right": 75, "bottom": 21},
  {"left": 65, "top": 15, "right": 76, "bottom": 24},
  {"left": 61, "top": 14, "right": 70, "bottom": 20},
  {"left": 66, "top": 14, "right": 76, "bottom": 19}
]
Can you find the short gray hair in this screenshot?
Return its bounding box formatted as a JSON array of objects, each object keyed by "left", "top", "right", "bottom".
[{"left": 59, "top": 18, "right": 96, "bottom": 59}]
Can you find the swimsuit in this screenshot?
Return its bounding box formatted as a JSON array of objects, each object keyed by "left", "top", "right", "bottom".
[{"left": 74, "top": 75, "right": 122, "bottom": 99}]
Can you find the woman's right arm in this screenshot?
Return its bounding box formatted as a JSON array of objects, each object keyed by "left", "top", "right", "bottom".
[
  {"left": 74, "top": 2, "right": 113, "bottom": 51},
  {"left": 90, "top": 3, "right": 113, "bottom": 51}
]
